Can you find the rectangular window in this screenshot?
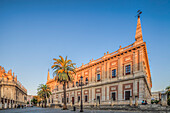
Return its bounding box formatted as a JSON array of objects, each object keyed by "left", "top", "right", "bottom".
[
  {"left": 97, "top": 74, "right": 100, "bottom": 81},
  {"left": 78, "top": 96, "right": 80, "bottom": 102},
  {"left": 125, "top": 91, "right": 131, "bottom": 100},
  {"left": 76, "top": 82, "right": 78, "bottom": 86},
  {"left": 79, "top": 80, "right": 81, "bottom": 86},
  {"left": 85, "top": 95, "right": 88, "bottom": 102},
  {"left": 112, "top": 69, "right": 116, "bottom": 78},
  {"left": 111, "top": 92, "right": 116, "bottom": 101},
  {"left": 125, "top": 65, "right": 131, "bottom": 75},
  {"left": 85, "top": 78, "right": 88, "bottom": 84},
  {"left": 67, "top": 98, "right": 69, "bottom": 103},
  {"left": 62, "top": 98, "right": 64, "bottom": 103}
]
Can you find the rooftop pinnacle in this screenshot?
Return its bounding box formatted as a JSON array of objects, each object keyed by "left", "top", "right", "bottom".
[
  {"left": 47, "top": 69, "right": 50, "bottom": 81},
  {"left": 135, "top": 10, "right": 143, "bottom": 42}
]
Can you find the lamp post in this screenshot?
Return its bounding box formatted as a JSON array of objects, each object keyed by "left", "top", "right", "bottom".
[{"left": 80, "top": 76, "right": 83, "bottom": 112}]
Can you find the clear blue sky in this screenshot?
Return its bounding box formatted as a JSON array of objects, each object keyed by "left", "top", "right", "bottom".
[{"left": 0, "top": 0, "right": 170, "bottom": 95}]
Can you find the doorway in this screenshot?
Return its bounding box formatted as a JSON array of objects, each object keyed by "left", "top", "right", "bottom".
[
  {"left": 72, "top": 97, "right": 74, "bottom": 105},
  {"left": 97, "top": 96, "right": 100, "bottom": 104},
  {"left": 111, "top": 92, "right": 116, "bottom": 101},
  {"left": 125, "top": 91, "right": 131, "bottom": 100}
]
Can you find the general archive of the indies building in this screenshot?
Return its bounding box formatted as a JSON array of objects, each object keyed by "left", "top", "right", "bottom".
[{"left": 46, "top": 16, "right": 152, "bottom": 106}]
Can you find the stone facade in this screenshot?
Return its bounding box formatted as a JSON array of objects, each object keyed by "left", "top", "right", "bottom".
[
  {"left": 27, "top": 95, "right": 34, "bottom": 106},
  {"left": 46, "top": 16, "right": 152, "bottom": 106},
  {"left": 0, "top": 66, "right": 27, "bottom": 109},
  {"left": 151, "top": 91, "right": 161, "bottom": 101}
]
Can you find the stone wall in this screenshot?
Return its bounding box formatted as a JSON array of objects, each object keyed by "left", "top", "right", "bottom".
[{"left": 0, "top": 79, "right": 27, "bottom": 109}]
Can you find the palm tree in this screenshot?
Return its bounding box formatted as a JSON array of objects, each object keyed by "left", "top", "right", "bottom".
[
  {"left": 37, "top": 84, "right": 52, "bottom": 108},
  {"left": 51, "top": 56, "right": 76, "bottom": 110}
]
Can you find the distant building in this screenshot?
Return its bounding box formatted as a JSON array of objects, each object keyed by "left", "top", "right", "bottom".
[
  {"left": 0, "top": 66, "right": 27, "bottom": 109},
  {"left": 151, "top": 91, "right": 161, "bottom": 100},
  {"left": 46, "top": 16, "right": 152, "bottom": 106},
  {"left": 27, "top": 95, "right": 34, "bottom": 105},
  {"left": 160, "top": 90, "right": 168, "bottom": 106}
]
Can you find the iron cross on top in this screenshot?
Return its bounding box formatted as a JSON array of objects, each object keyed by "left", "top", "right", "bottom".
[{"left": 137, "top": 10, "right": 142, "bottom": 18}]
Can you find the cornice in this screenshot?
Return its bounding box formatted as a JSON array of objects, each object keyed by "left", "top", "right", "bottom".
[{"left": 76, "top": 42, "right": 145, "bottom": 72}]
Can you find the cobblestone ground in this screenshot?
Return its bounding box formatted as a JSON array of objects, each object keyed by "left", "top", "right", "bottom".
[{"left": 0, "top": 107, "right": 167, "bottom": 113}]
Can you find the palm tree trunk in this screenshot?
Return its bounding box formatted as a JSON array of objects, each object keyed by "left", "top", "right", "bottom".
[
  {"left": 45, "top": 96, "right": 46, "bottom": 108},
  {"left": 63, "top": 82, "right": 67, "bottom": 110},
  {"left": 42, "top": 100, "right": 43, "bottom": 108}
]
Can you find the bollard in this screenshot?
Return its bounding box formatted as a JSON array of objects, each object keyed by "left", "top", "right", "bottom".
[{"left": 73, "top": 106, "right": 76, "bottom": 111}]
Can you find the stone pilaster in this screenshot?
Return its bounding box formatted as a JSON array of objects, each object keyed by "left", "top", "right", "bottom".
[
  {"left": 139, "top": 78, "right": 144, "bottom": 102},
  {"left": 130, "top": 96, "right": 132, "bottom": 106},
  {"left": 139, "top": 49, "right": 143, "bottom": 72},
  {"left": 89, "top": 88, "right": 92, "bottom": 103},
  {"left": 82, "top": 70, "right": 84, "bottom": 82},
  {"left": 135, "top": 96, "right": 138, "bottom": 106},
  {"left": 92, "top": 88, "right": 95, "bottom": 104},
  {"left": 102, "top": 86, "right": 105, "bottom": 102},
  {"left": 133, "top": 80, "right": 138, "bottom": 97},
  {"left": 118, "top": 82, "right": 123, "bottom": 101},
  {"left": 89, "top": 67, "right": 92, "bottom": 83},
  {"left": 106, "top": 85, "right": 109, "bottom": 100},
  {"left": 133, "top": 51, "right": 138, "bottom": 73},
  {"left": 106, "top": 60, "right": 110, "bottom": 80},
  {"left": 118, "top": 57, "right": 123, "bottom": 79},
  {"left": 75, "top": 91, "right": 77, "bottom": 103},
  {"left": 91, "top": 66, "right": 95, "bottom": 83},
  {"left": 133, "top": 52, "right": 136, "bottom": 74},
  {"left": 102, "top": 63, "right": 105, "bottom": 81}
]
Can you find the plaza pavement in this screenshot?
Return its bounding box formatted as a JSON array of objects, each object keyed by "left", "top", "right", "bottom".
[{"left": 0, "top": 107, "right": 168, "bottom": 113}]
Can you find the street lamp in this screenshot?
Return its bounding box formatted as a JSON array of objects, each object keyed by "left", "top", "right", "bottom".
[{"left": 80, "top": 75, "right": 83, "bottom": 112}]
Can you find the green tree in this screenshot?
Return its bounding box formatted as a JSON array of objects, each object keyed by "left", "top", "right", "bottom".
[
  {"left": 51, "top": 56, "right": 76, "bottom": 110},
  {"left": 37, "top": 84, "right": 52, "bottom": 108},
  {"left": 166, "top": 86, "right": 170, "bottom": 98},
  {"left": 166, "top": 86, "right": 170, "bottom": 105},
  {"left": 31, "top": 97, "right": 37, "bottom": 105},
  {"left": 27, "top": 101, "right": 29, "bottom": 104}
]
